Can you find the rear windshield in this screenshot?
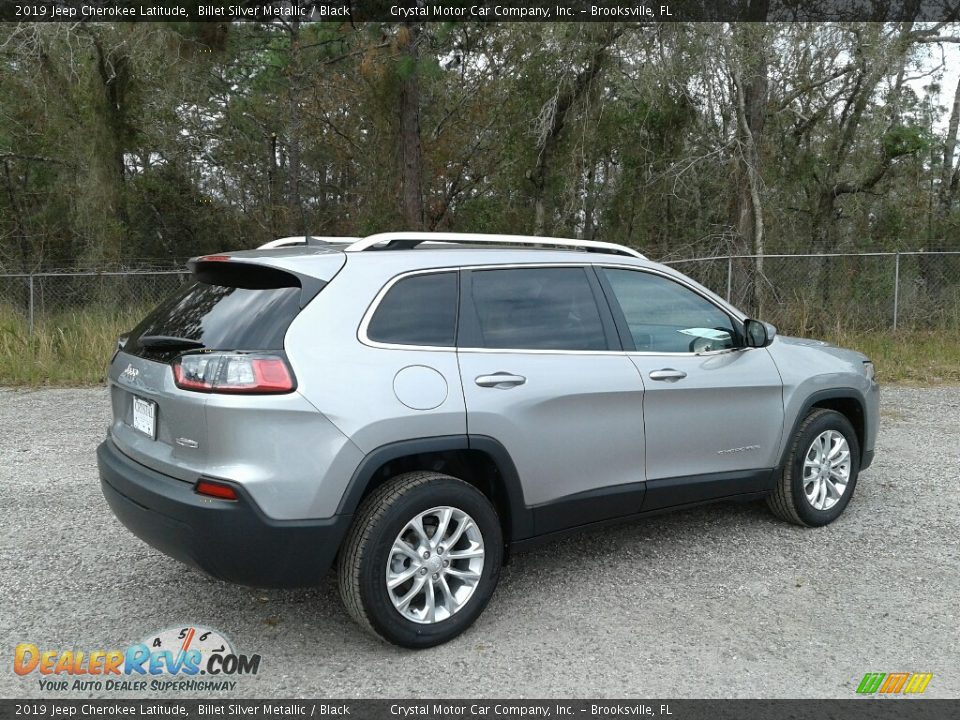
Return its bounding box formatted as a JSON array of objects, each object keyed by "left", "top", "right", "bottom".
[{"left": 124, "top": 280, "right": 303, "bottom": 361}]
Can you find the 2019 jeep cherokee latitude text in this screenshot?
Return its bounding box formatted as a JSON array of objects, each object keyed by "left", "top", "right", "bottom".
[{"left": 97, "top": 232, "right": 879, "bottom": 648}]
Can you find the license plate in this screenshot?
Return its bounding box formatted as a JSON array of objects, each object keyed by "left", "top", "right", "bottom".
[{"left": 132, "top": 396, "right": 157, "bottom": 439}]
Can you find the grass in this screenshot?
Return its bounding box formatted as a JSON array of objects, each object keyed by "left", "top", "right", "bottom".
[
  {"left": 0, "top": 304, "right": 148, "bottom": 387},
  {"left": 824, "top": 330, "right": 960, "bottom": 386},
  {"left": 0, "top": 304, "right": 957, "bottom": 387}
]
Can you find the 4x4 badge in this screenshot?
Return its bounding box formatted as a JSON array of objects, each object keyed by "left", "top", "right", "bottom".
[{"left": 120, "top": 364, "right": 139, "bottom": 382}]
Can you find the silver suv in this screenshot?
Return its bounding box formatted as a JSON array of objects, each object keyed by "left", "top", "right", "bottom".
[{"left": 98, "top": 232, "right": 879, "bottom": 648}]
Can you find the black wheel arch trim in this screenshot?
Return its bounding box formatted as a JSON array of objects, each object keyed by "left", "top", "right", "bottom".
[
  {"left": 335, "top": 434, "right": 535, "bottom": 541},
  {"left": 780, "top": 388, "right": 870, "bottom": 470}
]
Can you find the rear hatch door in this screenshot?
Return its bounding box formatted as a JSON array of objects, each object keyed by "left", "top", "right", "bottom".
[{"left": 108, "top": 256, "right": 341, "bottom": 482}]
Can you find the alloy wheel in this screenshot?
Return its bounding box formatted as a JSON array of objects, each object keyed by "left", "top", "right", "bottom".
[
  {"left": 802, "top": 430, "right": 851, "bottom": 511},
  {"left": 385, "top": 506, "right": 485, "bottom": 624}
]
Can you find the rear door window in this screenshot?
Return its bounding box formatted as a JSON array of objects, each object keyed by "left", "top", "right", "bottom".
[
  {"left": 366, "top": 272, "right": 458, "bottom": 347},
  {"left": 466, "top": 267, "right": 608, "bottom": 351}
]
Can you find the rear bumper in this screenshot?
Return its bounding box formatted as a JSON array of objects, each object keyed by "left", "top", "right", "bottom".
[{"left": 97, "top": 439, "right": 351, "bottom": 588}]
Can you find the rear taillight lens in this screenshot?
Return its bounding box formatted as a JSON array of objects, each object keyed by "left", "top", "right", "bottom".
[{"left": 172, "top": 353, "right": 296, "bottom": 394}]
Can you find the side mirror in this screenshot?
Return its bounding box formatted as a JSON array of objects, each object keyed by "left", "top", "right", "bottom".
[
  {"left": 764, "top": 321, "right": 778, "bottom": 344},
  {"left": 744, "top": 319, "right": 776, "bottom": 348}
]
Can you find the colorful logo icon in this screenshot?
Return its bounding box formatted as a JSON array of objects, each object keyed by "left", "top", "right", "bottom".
[{"left": 856, "top": 672, "right": 933, "bottom": 695}]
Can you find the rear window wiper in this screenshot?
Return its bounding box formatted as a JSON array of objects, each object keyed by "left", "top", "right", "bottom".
[{"left": 138, "top": 335, "right": 206, "bottom": 350}]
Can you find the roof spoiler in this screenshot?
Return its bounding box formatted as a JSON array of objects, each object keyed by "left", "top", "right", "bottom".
[{"left": 187, "top": 256, "right": 327, "bottom": 308}]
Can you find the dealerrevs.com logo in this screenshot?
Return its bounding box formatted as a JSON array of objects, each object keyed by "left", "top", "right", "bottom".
[{"left": 13, "top": 626, "right": 260, "bottom": 693}]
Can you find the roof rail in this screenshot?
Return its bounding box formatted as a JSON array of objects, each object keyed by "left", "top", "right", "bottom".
[
  {"left": 259, "top": 236, "right": 359, "bottom": 249},
  {"left": 344, "top": 232, "right": 645, "bottom": 259}
]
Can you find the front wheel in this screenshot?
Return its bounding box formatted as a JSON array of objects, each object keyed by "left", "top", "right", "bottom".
[
  {"left": 768, "top": 408, "right": 861, "bottom": 527},
  {"left": 337, "top": 471, "right": 503, "bottom": 648}
]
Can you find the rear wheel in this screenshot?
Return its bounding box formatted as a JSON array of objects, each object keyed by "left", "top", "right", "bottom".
[
  {"left": 768, "top": 408, "right": 861, "bottom": 527},
  {"left": 337, "top": 471, "right": 502, "bottom": 648}
]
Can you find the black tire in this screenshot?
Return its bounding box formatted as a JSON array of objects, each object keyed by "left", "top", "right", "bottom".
[
  {"left": 768, "top": 408, "right": 861, "bottom": 527},
  {"left": 337, "top": 471, "right": 503, "bottom": 648}
]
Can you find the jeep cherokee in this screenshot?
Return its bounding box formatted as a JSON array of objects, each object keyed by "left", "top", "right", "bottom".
[{"left": 97, "top": 232, "right": 879, "bottom": 648}]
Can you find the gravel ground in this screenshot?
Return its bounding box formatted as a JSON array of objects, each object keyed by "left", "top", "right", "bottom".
[{"left": 1, "top": 386, "right": 957, "bottom": 699}]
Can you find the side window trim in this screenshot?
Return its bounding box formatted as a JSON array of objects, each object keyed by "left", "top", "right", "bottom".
[
  {"left": 457, "top": 265, "right": 621, "bottom": 353},
  {"left": 359, "top": 268, "right": 460, "bottom": 351},
  {"left": 593, "top": 266, "right": 636, "bottom": 352},
  {"left": 585, "top": 266, "right": 624, "bottom": 351},
  {"left": 596, "top": 265, "right": 745, "bottom": 355},
  {"left": 456, "top": 268, "right": 483, "bottom": 349}
]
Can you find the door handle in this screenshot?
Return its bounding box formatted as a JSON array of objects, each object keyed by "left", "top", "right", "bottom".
[
  {"left": 475, "top": 372, "right": 527, "bottom": 389},
  {"left": 649, "top": 368, "right": 687, "bottom": 382}
]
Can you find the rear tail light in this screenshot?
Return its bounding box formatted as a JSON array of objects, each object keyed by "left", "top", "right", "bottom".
[
  {"left": 195, "top": 479, "right": 238, "bottom": 500},
  {"left": 172, "top": 353, "right": 296, "bottom": 394}
]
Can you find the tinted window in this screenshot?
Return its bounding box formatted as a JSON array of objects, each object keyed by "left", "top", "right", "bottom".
[
  {"left": 469, "top": 268, "right": 607, "bottom": 351},
  {"left": 367, "top": 272, "right": 457, "bottom": 346},
  {"left": 602, "top": 268, "right": 736, "bottom": 353},
  {"left": 125, "top": 281, "right": 302, "bottom": 361}
]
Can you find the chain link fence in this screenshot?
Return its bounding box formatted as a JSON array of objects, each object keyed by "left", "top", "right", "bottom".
[
  {"left": 0, "top": 271, "right": 190, "bottom": 335},
  {"left": 1, "top": 252, "right": 958, "bottom": 336},
  {"left": 663, "top": 251, "right": 960, "bottom": 334}
]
